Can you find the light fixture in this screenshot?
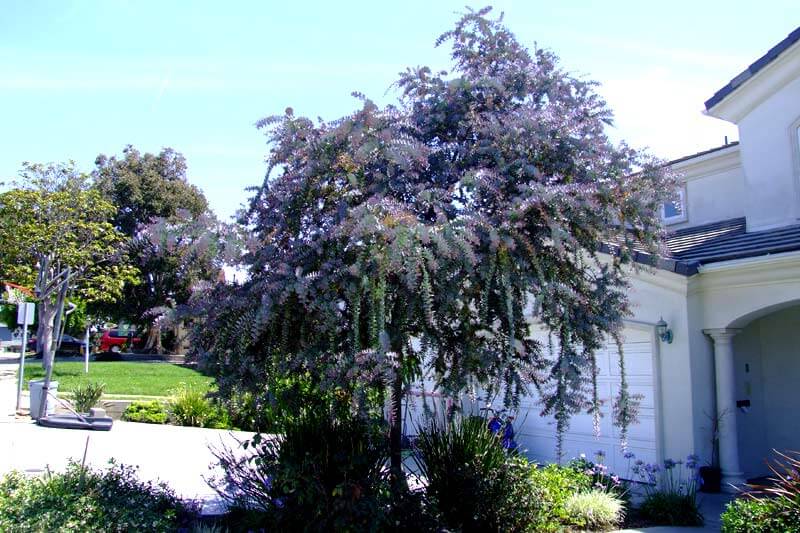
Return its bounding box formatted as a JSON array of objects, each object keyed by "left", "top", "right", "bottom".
[{"left": 656, "top": 317, "right": 673, "bottom": 344}]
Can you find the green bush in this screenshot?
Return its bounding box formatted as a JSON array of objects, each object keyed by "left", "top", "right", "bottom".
[
  {"left": 169, "top": 384, "right": 229, "bottom": 429},
  {"left": 0, "top": 460, "right": 197, "bottom": 532},
  {"left": 70, "top": 381, "right": 105, "bottom": 413},
  {"left": 638, "top": 492, "right": 703, "bottom": 527},
  {"left": 412, "top": 417, "right": 595, "bottom": 532},
  {"left": 210, "top": 410, "right": 390, "bottom": 531},
  {"left": 413, "top": 416, "right": 511, "bottom": 531},
  {"left": 527, "top": 463, "right": 594, "bottom": 528},
  {"left": 122, "top": 400, "right": 168, "bottom": 424},
  {"left": 564, "top": 489, "right": 624, "bottom": 531},
  {"left": 721, "top": 450, "right": 800, "bottom": 532}
]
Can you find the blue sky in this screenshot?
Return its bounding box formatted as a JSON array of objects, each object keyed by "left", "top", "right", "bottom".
[{"left": 1, "top": 1, "right": 798, "bottom": 220}]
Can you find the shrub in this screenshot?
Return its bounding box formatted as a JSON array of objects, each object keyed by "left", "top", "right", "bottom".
[
  {"left": 638, "top": 492, "right": 703, "bottom": 527},
  {"left": 169, "top": 384, "right": 229, "bottom": 429},
  {"left": 564, "top": 489, "right": 624, "bottom": 531},
  {"left": 527, "top": 463, "right": 594, "bottom": 528},
  {"left": 122, "top": 400, "right": 168, "bottom": 424},
  {"left": 209, "top": 410, "right": 389, "bottom": 531},
  {"left": 0, "top": 460, "right": 197, "bottom": 532},
  {"left": 631, "top": 456, "right": 703, "bottom": 527},
  {"left": 413, "top": 416, "right": 511, "bottom": 531},
  {"left": 70, "top": 381, "right": 105, "bottom": 413},
  {"left": 721, "top": 450, "right": 800, "bottom": 532},
  {"left": 412, "top": 417, "right": 595, "bottom": 532}
]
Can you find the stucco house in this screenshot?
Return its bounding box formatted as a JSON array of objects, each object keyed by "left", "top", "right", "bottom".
[{"left": 514, "top": 26, "right": 800, "bottom": 491}]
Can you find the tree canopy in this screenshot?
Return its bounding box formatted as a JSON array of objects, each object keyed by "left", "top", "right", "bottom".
[
  {"left": 0, "top": 162, "right": 137, "bottom": 306},
  {"left": 92, "top": 146, "right": 226, "bottom": 331},
  {"left": 198, "top": 7, "right": 674, "bottom": 475},
  {"left": 94, "top": 145, "right": 208, "bottom": 237}
]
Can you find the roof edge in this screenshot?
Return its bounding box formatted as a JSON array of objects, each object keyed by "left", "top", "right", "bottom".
[{"left": 705, "top": 26, "right": 800, "bottom": 111}]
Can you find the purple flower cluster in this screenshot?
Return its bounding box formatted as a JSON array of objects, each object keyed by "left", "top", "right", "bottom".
[{"left": 685, "top": 454, "right": 700, "bottom": 469}]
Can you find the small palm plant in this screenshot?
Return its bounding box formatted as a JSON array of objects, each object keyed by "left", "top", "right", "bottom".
[{"left": 71, "top": 381, "right": 105, "bottom": 413}]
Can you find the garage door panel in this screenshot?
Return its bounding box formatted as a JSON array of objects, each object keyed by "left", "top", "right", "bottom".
[
  {"left": 611, "top": 383, "right": 656, "bottom": 410},
  {"left": 519, "top": 433, "right": 559, "bottom": 464},
  {"left": 609, "top": 343, "right": 653, "bottom": 377},
  {"left": 519, "top": 328, "right": 657, "bottom": 478},
  {"left": 614, "top": 414, "right": 656, "bottom": 442}
]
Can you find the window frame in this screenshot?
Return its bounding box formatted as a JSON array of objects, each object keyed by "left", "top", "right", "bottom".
[
  {"left": 792, "top": 117, "right": 800, "bottom": 220},
  {"left": 661, "top": 186, "right": 687, "bottom": 225}
]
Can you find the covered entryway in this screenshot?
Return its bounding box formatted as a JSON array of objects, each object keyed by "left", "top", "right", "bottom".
[
  {"left": 697, "top": 250, "right": 800, "bottom": 489},
  {"left": 517, "top": 326, "right": 659, "bottom": 474},
  {"left": 731, "top": 304, "right": 800, "bottom": 479}
]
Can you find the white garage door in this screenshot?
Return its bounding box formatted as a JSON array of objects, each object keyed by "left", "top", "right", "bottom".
[{"left": 515, "top": 327, "right": 658, "bottom": 477}]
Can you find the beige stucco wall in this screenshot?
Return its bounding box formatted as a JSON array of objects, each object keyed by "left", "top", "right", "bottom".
[
  {"left": 738, "top": 74, "right": 800, "bottom": 231},
  {"left": 669, "top": 148, "right": 747, "bottom": 232},
  {"left": 630, "top": 251, "right": 800, "bottom": 469},
  {"left": 626, "top": 267, "right": 696, "bottom": 463}
]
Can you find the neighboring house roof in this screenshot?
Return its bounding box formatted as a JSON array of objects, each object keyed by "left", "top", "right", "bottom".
[
  {"left": 664, "top": 217, "right": 800, "bottom": 273},
  {"left": 705, "top": 26, "right": 800, "bottom": 111},
  {"left": 666, "top": 141, "right": 739, "bottom": 167}
]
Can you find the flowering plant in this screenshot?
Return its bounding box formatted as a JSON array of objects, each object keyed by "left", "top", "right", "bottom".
[
  {"left": 630, "top": 454, "right": 701, "bottom": 499},
  {"left": 569, "top": 451, "right": 627, "bottom": 499}
]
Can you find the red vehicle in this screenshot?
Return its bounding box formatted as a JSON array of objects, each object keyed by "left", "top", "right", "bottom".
[{"left": 98, "top": 328, "right": 143, "bottom": 353}]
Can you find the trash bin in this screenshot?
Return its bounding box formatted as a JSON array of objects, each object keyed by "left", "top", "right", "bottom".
[{"left": 29, "top": 379, "right": 58, "bottom": 419}]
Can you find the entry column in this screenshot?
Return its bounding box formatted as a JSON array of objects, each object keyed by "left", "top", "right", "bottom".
[{"left": 703, "top": 328, "right": 745, "bottom": 491}]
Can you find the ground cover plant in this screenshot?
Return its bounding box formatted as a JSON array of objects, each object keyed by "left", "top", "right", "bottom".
[
  {"left": 0, "top": 460, "right": 197, "bottom": 532},
  {"left": 121, "top": 400, "right": 168, "bottom": 424},
  {"left": 23, "top": 361, "right": 213, "bottom": 396}
]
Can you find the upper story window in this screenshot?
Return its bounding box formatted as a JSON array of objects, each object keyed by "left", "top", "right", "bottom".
[{"left": 661, "top": 188, "right": 687, "bottom": 225}]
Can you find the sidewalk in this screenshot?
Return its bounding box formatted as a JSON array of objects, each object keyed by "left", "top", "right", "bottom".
[
  {"left": 0, "top": 355, "right": 23, "bottom": 421},
  {"left": 0, "top": 357, "right": 256, "bottom": 515}
]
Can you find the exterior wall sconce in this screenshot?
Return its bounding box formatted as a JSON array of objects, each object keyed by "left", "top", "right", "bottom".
[{"left": 656, "top": 317, "right": 673, "bottom": 344}]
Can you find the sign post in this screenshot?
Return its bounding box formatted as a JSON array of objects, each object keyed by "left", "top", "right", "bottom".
[
  {"left": 16, "top": 302, "right": 35, "bottom": 413},
  {"left": 84, "top": 326, "right": 90, "bottom": 374}
]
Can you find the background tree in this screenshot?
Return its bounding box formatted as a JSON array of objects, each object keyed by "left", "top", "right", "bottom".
[
  {"left": 198, "top": 7, "right": 674, "bottom": 489},
  {"left": 92, "top": 146, "right": 224, "bottom": 343},
  {"left": 94, "top": 145, "right": 208, "bottom": 236},
  {"left": 131, "top": 211, "right": 237, "bottom": 353},
  {"left": 0, "top": 162, "right": 138, "bottom": 415}
]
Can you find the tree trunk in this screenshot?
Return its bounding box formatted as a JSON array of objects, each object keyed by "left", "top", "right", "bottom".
[
  {"left": 144, "top": 323, "right": 163, "bottom": 354},
  {"left": 389, "top": 348, "right": 405, "bottom": 492},
  {"left": 36, "top": 303, "right": 58, "bottom": 418},
  {"left": 39, "top": 268, "right": 70, "bottom": 418}
]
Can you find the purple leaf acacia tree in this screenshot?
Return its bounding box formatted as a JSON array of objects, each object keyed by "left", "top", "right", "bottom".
[{"left": 199, "top": 7, "right": 674, "bottom": 487}]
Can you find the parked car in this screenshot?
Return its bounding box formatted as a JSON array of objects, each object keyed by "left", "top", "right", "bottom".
[
  {"left": 28, "top": 334, "right": 89, "bottom": 356},
  {"left": 98, "top": 328, "right": 143, "bottom": 353}
]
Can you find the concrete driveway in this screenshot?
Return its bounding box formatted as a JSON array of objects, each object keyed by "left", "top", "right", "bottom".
[{"left": 0, "top": 356, "right": 255, "bottom": 514}]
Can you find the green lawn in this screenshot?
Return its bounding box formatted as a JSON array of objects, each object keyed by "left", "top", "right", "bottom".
[{"left": 21, "top": 362, "right": 213, "bottom": 397}]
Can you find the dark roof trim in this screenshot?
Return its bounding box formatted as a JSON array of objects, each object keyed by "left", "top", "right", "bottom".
[
  {"left": 666, "top": 141, "right": 739, "bottom": 167},
  {"left": 705, "top": 26, "right": 800, "bottom": 111},
  {"left": 598, "top": 243, "right": 699, "bottom": 276},
  {"left": 601, "top": 217, "right": 800, "bottom": 277}
]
